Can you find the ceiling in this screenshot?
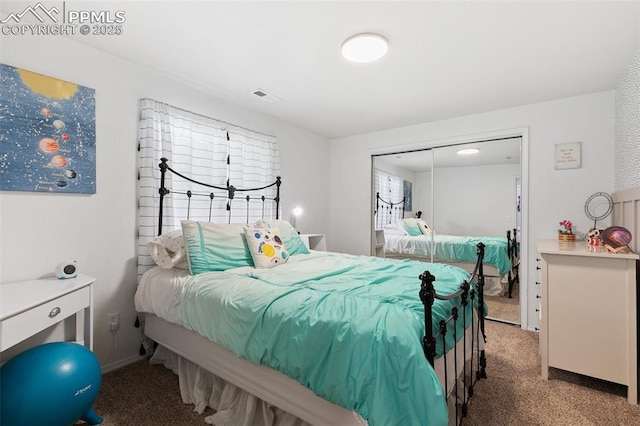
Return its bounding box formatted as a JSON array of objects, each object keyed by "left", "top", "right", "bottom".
[
  {"left": 4, "top": 1, "right": 639, "bottom": 139},
  {"left": 374, "top": 136, "right": 521, "bottom": 172}
]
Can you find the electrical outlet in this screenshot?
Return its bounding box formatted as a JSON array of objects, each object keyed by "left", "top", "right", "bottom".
[{"left": 107, "top": 312, "right": 120, "bottom": 332}]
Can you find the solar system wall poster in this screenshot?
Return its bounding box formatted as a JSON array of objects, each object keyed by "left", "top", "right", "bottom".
[{"left": 0, "top": 64, "right": 96, "bottom": 193}]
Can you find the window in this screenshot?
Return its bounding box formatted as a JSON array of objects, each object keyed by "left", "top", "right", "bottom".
[{"left": 136, "top": 98, "right": 280, "bottom": 279}]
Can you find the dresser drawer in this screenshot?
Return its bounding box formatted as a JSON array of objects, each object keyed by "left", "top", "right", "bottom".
[{"left": 1, "top": 286, "right": 90, "bottom": 351}]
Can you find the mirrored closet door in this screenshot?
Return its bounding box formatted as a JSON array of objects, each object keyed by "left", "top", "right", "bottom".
[
  {"left": 372, "top": 137, "right": 522, "bottom": 325},
  {"left": 373, "top": 149, "right": 433, "bottom": 262},
  {"left": 432, "top": 139, "right": 521, "bottom": 324}
]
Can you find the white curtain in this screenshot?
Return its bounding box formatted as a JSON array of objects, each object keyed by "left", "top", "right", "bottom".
[
  {"left": 374, "top": 168, "right": 403, "bottom": 205},
  {"left": 137, "top": 99, "right": 280, "bottom": 279},
  {"left": 374, "top": 168, "right": 404, "bottom": 227}
]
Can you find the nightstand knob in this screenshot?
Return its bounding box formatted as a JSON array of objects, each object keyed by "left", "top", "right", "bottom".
[{"left": 49, "top": 307, "right": 61, "bottom": 318}]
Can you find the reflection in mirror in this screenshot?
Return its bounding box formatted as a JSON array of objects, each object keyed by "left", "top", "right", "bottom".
[
  {"left": 433, "top": 138, "right": 521, "bottom": 325},
  {"left": 373, "top": 149, "right": 433, "bottom": 260},
  {"left": 372, "top": 137, "right": 522, "bottom": 325}
]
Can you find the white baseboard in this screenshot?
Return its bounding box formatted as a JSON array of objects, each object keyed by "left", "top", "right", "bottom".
[{"left": 101, "top": 354, "right": 147, "bottom": 374}]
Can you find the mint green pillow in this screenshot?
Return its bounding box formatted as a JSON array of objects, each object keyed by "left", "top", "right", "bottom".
[
  {"left": 256, "top": 219, "right": 310, "bottom": 255},
  {"left": 181, "top": 220, "right": 253, "bottom": 274},
  {"left": 399, "top": 218, "right": 423, "bottom": 236}
]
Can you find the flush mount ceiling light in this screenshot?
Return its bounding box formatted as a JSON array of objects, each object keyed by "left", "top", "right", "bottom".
[
  {"left": 457, "top": 148, "right": 480, "bottom": 155},
  {"left": 341, "top": 33, "right": 388, "bottom": 63}
]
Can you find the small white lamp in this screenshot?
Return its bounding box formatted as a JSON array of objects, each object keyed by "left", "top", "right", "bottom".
[{"left": 291, "top": 206, "right": 303, "bottom": 231}]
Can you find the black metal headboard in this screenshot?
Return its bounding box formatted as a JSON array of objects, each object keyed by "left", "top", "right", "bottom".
[
  {"left": 157, "top": 157, "right": 281, "bottom": 235},
  {"left": 375, "top": 192, "right": 405, "bottom": 229}
]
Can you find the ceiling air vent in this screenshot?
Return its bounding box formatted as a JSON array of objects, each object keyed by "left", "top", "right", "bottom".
[{"left": 250, "top": 88, "right": 280, "bottom": 103}]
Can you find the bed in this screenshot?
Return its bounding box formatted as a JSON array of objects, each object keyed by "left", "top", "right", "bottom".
[
  {"left": 375, "top": 193, "right": 519, "bottom": 298},
  {"left": 134, "top": 159, "right": 488, "bottom": 426}
]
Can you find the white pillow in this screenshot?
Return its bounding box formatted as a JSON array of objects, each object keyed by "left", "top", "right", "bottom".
[
  {"left": 148, "top": 230, "right": 187, "bottom": 269},
  {"left": 382, "top": 222, "right": 407, "bottom": 235},
  {"left": 243, "top": 225, "right": 290, "bottom": 268}
]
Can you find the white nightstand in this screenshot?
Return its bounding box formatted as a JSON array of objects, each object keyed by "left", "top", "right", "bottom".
[
  {"left": 300, "top": 234, "right": 327, "bottom": 251},
  {"left": 1, "top": 274, "right": 96, "bottom": 352},
  {"left": 374, "top": 229, "right": 385, "bottom": 257}
]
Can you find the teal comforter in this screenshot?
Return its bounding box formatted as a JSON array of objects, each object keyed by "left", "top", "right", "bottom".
[
  {"left": 179, "top": 251, "right": 476, "bottom": 426},
  {"left": 433, "top": 235, "right": 510, "bottom": 275},
  {"left": 386, "top": 234, "right": 511, "bottom": 275}
]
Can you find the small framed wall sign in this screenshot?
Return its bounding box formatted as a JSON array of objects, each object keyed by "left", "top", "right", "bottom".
[{"left": 555, "top": 142, "right": 581, "bottom": 170}]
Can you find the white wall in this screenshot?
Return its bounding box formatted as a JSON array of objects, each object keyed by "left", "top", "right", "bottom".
[
  {"left": 413, "top": 171, "right": 432, "bottom": 221},
  {"left": 432, "top": 163, "right": 520, "bottom": 237},
  {"left": 330, "top": 91, "right": 615, "bottom": 330},
  {"left": 0, "top": 34, "right": 330, "bottom": 369}
]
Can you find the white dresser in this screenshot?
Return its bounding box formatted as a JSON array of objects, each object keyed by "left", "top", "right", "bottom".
[
  {"left": 1, "top": 274, "right": 95, "bottom": 352},
  {"left": 537, "top": 240, "right": 638, "bottom": 404}
]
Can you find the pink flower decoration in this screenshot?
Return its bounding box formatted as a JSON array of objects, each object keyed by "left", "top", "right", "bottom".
[{"left": 559, "top": 220, "right": 573, "bottom": 234}]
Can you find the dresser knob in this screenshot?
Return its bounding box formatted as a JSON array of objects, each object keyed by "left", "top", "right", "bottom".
[
  {"left": 49, "top": 307, "right": 61, "bottom": 318},
  {"left": 536, "top": 266, "right": 541, "bottom": 270}
]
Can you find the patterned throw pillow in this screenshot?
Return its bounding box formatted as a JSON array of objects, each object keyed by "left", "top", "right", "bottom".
[
  {"left": 417, "top": 219, "right": 432, "bottom": 236},
  {"left": 244, "top": 226, "right": 290, "bottom": 268}
]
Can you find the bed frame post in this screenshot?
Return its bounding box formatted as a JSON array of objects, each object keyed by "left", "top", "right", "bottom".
[
  {"left": 158, "top": 157, "right": 170, "bottom": 236},
  {"left": 375, "top": 192, "right": 381, "bottom": 229},
  {"left": 476, "top": 242, "right": 487, "bottom": 378},
  {"left": 419, "top": 271, "right": 437, "bottom": 366},
  {"left": 275, "top": 176, "right": 281, "bottom": 219},
  {"left": 506, "top": 229, "right": 519, "bottom": 298}
]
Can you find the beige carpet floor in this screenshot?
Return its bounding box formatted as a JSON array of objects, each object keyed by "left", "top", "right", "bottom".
[
  {"left": 485, "top": 280, "right": 520, "bottom": 324},
  {"left": 90, "top": 321, "right": 640, "bottom": 425}
]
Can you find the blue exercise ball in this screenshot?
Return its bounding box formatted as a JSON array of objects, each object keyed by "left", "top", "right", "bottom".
[{"left": 0, "top": 342, "right": 103, "bottom": 426}]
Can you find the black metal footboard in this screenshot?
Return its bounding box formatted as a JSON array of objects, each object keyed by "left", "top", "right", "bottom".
[{"left": 419, "top": 242, "right": 487, "bottom": 425}]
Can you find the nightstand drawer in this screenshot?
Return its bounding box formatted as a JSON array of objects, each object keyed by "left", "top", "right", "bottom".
[{"left": 1, "top": 286, "right": 90, "bottom": 351}]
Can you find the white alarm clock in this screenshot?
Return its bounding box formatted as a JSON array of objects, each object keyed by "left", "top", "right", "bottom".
[{"left": 55, "top": 261, "right": 79, "bottom": 279}]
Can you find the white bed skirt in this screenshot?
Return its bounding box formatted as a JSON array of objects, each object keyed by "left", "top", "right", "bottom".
[
  {"left": 142, "top": 314, "right": 483, "bottom": 425},
  {"left": 151, "top": 345, "right": 313, "bottom": 426},
  {"left": 144, "top": 314, "right": 367, "bottom": 426}
]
